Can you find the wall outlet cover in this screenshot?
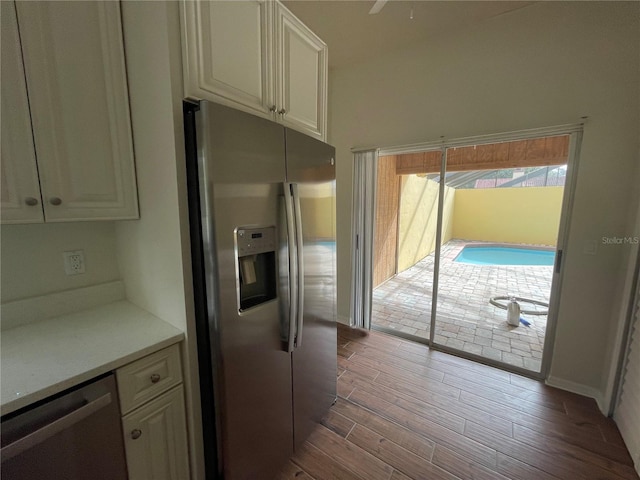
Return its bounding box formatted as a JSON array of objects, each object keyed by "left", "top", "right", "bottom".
[{"left": 63, "top": 250, "right": 86, "bottom": 275}]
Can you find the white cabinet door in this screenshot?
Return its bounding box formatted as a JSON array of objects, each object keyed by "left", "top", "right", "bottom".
[
  {"left": 16, "top": 1, "right": 138, "bottom": 221},
  {"left": 182, "top": 0, "right": 274, "bottom": 118},
  {"left": 275, "top": 2, "right": 327, "bottom": 140},
  {"left": 1, "top": 1, "right": 44, "bottom": 224},
  {"left": 122, "top": 386, "right": 190, "bottom": 480}
]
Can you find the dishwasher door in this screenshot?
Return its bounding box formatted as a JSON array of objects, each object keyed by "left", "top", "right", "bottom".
[{"left": 1, "top": 373, "right": 128, "bottom": 480}]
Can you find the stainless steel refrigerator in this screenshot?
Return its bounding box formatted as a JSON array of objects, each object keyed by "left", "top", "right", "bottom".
[{"left": 184, "top": 100, "right": 337, "bottom": 480}]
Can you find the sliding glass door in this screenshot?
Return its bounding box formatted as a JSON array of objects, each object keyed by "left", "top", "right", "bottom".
[
  {"left": 371, "top": 148, "right": 444, "bottom": 341},
  {"left": 434, "top": 139, "right": 571, "bottom": 374},
  {"left": 368, "top": 128, "right": 581, "bottom": 377}
]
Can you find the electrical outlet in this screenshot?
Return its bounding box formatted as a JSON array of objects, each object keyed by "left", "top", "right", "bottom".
[{"left": 63, "top": 250, "right": 85, "bottom": 275}]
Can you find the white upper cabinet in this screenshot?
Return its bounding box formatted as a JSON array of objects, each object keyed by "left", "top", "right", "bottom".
[
  {"left": 3, "top": 1, "right": 139, "bottom": 223},
  {"left": 181, "top": 0, "right": 328, "bottom": 140},
  {"left": 274, "top": 3, "right": 327, "bottom": 141},
  {"left": 1, "top": 2, "right": 44, "bottom": 224},
  {"left": 182, "top": 0, "right": 274, "bottom": 118}
]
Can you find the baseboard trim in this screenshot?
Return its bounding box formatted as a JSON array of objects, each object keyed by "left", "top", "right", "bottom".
[
  {"left": 337, "top": 314, "right": 351, "bottom": 326},
  {"left": 546, "top": 375, "right": 606, "bottom": 413}
]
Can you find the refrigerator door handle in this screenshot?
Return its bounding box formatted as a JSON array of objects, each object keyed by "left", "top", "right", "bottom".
[
  {"left": 291, "top": 183, "right": 305, "bottom": 348},
  {"left": 283, "top": 184, "right": 298, "bottom": 353}
]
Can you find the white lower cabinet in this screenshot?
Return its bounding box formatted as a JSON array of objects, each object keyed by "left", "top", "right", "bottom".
[
  {"left": 122, "top": 386, "right": 190, "bottom": 480},
  {"left": 117, "top": 345, "right": 190, "bottom": 480}
]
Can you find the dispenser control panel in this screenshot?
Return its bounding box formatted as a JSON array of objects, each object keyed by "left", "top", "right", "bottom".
[{"left": 236, "top": 227, "right": 276, "bottom": 257}]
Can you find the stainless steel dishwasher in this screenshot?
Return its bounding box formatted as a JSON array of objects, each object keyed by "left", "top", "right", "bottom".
[{"left": 1, "top": 373, "right": 128, "bottom": 480}]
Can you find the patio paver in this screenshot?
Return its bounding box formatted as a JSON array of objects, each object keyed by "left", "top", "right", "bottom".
[{"left": 372, "top": 239, "right": 553, "bottom": 372}]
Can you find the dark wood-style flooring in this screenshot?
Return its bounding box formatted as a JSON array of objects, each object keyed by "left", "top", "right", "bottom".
[{"left": 276, "top": 324, "right": 639, "bottom": 480}]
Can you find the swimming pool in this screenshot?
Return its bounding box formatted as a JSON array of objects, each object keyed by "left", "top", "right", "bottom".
[{"left": 454, "top": 245, "right": 555, "bottom": 266}]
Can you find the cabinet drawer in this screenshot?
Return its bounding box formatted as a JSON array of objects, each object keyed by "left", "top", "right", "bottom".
[{"left": 117, "top": 344, "right": 182, "bottom": 414}]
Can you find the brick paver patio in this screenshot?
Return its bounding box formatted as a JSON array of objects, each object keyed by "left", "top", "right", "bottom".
[{"left": 372, "top": 239, "right": 553, "bottom": 372}]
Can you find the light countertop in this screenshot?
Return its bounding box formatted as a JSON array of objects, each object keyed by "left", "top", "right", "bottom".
[{"left": 1, "top": 300, "right": 184, "bottom": 416}]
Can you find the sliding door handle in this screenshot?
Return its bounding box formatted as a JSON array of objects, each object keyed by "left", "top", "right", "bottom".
[{"left": 555, "top": 249, "right": 563, "bottom": 274}]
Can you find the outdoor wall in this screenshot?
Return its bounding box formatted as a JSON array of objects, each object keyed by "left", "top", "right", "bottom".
[
  {"left": 299, "top": 183, "right": 335, "bottom": 240},
  {"left": 397, "top": 176, "right": 455, "bottom": 272},
  {"left": 453, "top": 186, "right": 564, "bottom": 246},
  {"left": 373, "top": 156, "right": 400, "bottom": 287},
  {"left": 329, "top": 1, "right": 640, "bottom": 409}
]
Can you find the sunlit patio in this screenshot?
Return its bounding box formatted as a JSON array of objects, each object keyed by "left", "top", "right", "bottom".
[{"left": 372, "top": 239, "right": 552, "bottom": 372}]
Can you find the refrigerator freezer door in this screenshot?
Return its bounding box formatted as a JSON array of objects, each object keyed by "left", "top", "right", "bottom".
[
  {"left": 285, "top": 129, "right": 337, "bottom": 450},
  {"left": 195, "top": 101, "right": 293, "bottom": 480}
]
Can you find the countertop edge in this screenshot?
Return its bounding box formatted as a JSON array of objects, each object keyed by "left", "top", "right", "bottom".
[
  {"left": 1, "top": 334, "right": 184, "bottom": 417},
  {"left": 0, "top": 300, "right": 185, "bottom": 416}
]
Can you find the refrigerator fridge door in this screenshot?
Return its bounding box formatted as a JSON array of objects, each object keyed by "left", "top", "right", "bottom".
[
  {"left": 285, "top": 128, "right": 337, "bottom": 450},
  {"left": 194, "top": 101, "right": 294, "bottom": 480}
]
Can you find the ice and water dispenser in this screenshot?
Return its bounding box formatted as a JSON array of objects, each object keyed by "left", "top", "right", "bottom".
[{"left": 236, "top": 227, "right": 277, "bottom": 311}]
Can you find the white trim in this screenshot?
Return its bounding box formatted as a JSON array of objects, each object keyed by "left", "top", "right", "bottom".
[
  {"left": 351, "top": 146, "right": 380, "bottom": 154},
  {"left": 428, "top": 147, "right": 446, "bottom": 346},
  {"left": 378, "top": 122, "right": 584, "bottom": 156},
  {"left": 337, "top": 314, "right": 351, "bottom": 326},
  {"left": 539, "top": 130, "right": 583, "bottom": 380},
  {"left": 607, "top": 188, "right": 640, "bottom": 414},
  {"left": 613, "top": 274, "right": 640, "bottom": 473},
  {"left": 546, "top": 375, "right": 606, "bottom": 413},
  {"left": 350, "top": 149, "right": 378, "bottom": 330}
]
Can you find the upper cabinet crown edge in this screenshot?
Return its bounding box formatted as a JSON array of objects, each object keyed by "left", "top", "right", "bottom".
[{"left": 180, "top": 0, "right": 328, "bottom": 141}]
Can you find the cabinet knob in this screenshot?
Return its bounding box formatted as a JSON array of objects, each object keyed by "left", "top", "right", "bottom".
[
  {"left": 277, "top": 108, "right": 286, "bottom": 115},
  {"left": 49, "top": 197, "right": 62, "bottom": 206},
  {"left": 269, "top": 105, "right": 277, "bottom": 112},
  {"left": 150, "top": 373, "right": 161, "bottom": 384},
  {"left": 25, "top": 197, "right": 39, "bottom": 206},
  {"left": 131, "top": 429, "right": 142, "bottom": 440},
  {"left": 330, "top": 157, "right": 335, "bottom": 166}
]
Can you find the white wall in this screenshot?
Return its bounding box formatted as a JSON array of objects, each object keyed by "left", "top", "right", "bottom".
[
  {"left": 0, "top": 222, "right": 120, "bottom": 303},
  {"left": 118, "top": 2, "right": 204, "bottom": 478},
  {"left": 330, "top": 2, "right": 640, "bottom": 403}
]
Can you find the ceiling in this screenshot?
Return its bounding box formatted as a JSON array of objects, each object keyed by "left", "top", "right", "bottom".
[{"left": 282, "top": 1, "right": 536, "bottom": 68}]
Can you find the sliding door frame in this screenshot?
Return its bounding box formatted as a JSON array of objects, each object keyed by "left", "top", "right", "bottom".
[{"left": 365, "top": 123, "right": 585, "bottom": 379}]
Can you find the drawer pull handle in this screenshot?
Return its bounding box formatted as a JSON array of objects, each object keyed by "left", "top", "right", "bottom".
[
  {"left": 150, "top": 374, "right": 161, "bottom": 384},
  {"left": 25, "top": 197, "right": 39, "bottom": 206},
  {"left": 49, "top": 197, "right": 62, "bottom": 206},
  {"left": 131, "top": 429, "right": 142, "bottom": 440}
]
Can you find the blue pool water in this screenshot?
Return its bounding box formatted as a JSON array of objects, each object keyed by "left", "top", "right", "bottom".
[{"left": 454, "top": 245, "right": 555, "bottom": 266}]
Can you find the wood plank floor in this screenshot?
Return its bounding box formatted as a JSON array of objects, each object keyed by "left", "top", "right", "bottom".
[{"left": 276, "top": 324, "right": 639, "bottom": 480}]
